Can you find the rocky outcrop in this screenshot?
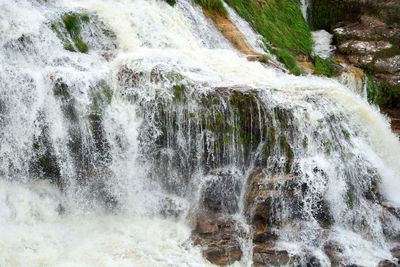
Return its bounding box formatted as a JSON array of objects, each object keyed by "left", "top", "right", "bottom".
[
  {"left": 192, "top": 214, "right": 244, "bottom": 265},
  {"left": 332, "top": 15, "right": 400, "bottom": 91},
  {"left": 310, "top": 0, "right": 400, "bottom": 135}
]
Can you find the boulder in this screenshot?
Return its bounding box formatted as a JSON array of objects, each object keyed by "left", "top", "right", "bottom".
[
  {"left": 201, "top": 170, "right": 241, "bottom": 214},
  {"left": 192, "top": 214, "right": 244, "bottom": 265}
]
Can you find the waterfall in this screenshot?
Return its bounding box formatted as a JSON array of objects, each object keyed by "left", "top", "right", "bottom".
[
  {"left": 1, "top": 0, "right": 400, "bottom": 266},
  {"left": 300, "top": 0, "right": 310, "bottom": 22}
]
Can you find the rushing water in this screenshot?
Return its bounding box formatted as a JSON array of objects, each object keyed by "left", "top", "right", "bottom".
[{"left": 1, "top": 0, "right": 400, "bottom": 266}]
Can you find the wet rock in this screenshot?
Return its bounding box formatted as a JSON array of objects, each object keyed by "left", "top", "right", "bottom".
[
  {"left": 192, "top": 214, "right": 243, "bottom": 265},
  {"left": 378, "top": 259, "right": 397, "bottom": 267},
  {"left": 374, "top": 56, "right": 400, "bottom": 74},
  {"left": 160, "top": 197, "right": 185, "bottom": 217},
  {"left": 201, "top": 170, "right": 241, "bottom": 214},
  {"left": 324, "top": 241, "right": 348, "bottom": 265},
  {"left": 245, "top": 169, "right": 300, "bottom": 224},
  {"left": 253, "top": 248, "right": 296, "bottom": 266},
  {"left": 339, "top": 40, "right": 392, "bottom": 55},
  {"left": 391, "top": 246, "right": 400, "bottom": 261}
]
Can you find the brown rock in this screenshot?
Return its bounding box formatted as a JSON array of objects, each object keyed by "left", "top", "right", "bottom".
[
  {"left": 391, "top": 245, "right": 400, "bottom": 261},
  {"left": 339, "top": 40, "right": 392, "bottom": 55},
  {"left": 203, "top": 245, "right": 242, "bottom": 266},
  {"left": 253, "top": 249, "right": 295, "bottom": 266},
  {"left": 324, "top": 240, "right": 348, "bottom": 264},
  {"left": 192, "top": 214, "right": 244, "bottom": 266},
  {"left": 378, "top": 259, "right": 397, "bottom": 267},
  {"left": 375, "top": 56, "right": 400, "bottom": 74}
]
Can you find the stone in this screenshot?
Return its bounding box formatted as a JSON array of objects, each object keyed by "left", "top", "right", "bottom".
[
  {"left": 378, "top": 259, "right": 397, "bottom": 267},
  {"left": 201, "top": 170, "right": 241, "bottom": 214},
  {"left": 192, "top": 214, "right": 244, "bottom": 266},
  {"left": 253, "top": 249, "right": 295, "bottom": 266},
  {"left": 374, "top": 56, "right": 400, "bottom": 74},
  {"left": 391, "top": 246, "right": 400, "bottom": 261},
  {"left": 339, "top": 40, "right": 392, "bottom": 55},
  {"left": 324, "top": 240, "right": 348, "bottom": 264}
]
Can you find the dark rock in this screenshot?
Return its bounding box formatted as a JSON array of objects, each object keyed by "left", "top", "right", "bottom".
[
  {"left": 253, "top": 248, "right": 296, "bottom": 266},
  {"left": 324, "top": 240, "right": 348, "bottom": 265},
  {"left": 374, "top": 56, "right": 400, "bottom": 74},
  {"left": 391, "top": 246, "right": 400, "bottom": 261},
  {"left": 378, "top": 259, "right": 397, "bottom": 267},
  {"left": 192, "top": 214, "right": 243, "bottom": 266},
  {"left": 201, "top": 170, "right": 241, "bottom": 214}
]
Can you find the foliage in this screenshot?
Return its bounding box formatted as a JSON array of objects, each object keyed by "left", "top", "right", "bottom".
[
  {"left": 57, "top": 13, "right": 90, "bottom": 53},
  {"left": 258, "top": 54, "right": 270, "bottom": 63},
  {"left": 366, "top": 75, "right": 377, "bottom": 104},
  {"left": 165, "top": 0, "right": 177, "bottom": 6},
  {"left": 194, "top": 0, "right": 228, "bottom": 17},
  {"left": 376, "top": 81, "right": 400, "bottom": 108},
  {"left": 225, "top": 0, "right": 312, "bottom": 54},
  {"left": 274, "top": 49, "right": 302, "bottom": 76},
  {"left": 313, "top": 56, "right": 336, "bottom": 77}
]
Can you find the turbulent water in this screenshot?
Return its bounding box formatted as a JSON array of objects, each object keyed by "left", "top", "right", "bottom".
[{"left": 1, "top": 0, "right": 400, "bottom": 266}]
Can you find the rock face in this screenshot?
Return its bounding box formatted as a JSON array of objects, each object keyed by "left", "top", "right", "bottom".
[
  {"left": 192, "top": 214, "right": 244, "bottom": 265},
  {"left": 310, "top": 0, "right": 400, "bottom": 133}
]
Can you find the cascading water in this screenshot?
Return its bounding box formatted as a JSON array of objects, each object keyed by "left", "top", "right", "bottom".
[{"left": 1, "top": 0, "right": 400, "bottom": 266}]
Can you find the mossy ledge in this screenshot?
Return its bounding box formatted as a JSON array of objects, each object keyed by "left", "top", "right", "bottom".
[{"left": 51, "top": 13, "right": 90, "bottom": 53}]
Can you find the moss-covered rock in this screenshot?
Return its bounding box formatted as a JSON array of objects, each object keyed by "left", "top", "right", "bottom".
[{"left": 310, "top": 0, "right": 400, "bottom": 109}]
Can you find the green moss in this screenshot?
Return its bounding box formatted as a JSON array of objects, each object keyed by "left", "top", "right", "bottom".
[
  {"left": 53, "top": 82, "right": 70, "bottom": 98},
  {"left": 63, "top": 40, "right": 75, "bottom": 52},
  {"left": 194, "top": 0, "right": 228, "bottom": 17},
  {"left": 173, "top": 84, "right": 185, "bottom": 102},
  {"left": 80, "top": 14, "right": 90, "bottom": 23},
  {"left": 74, "top": 37, "right": 88, "bottom": 53},
  {"left": 101, "top": 84, "right": 113, "bottom": 104},
  {"left": 376, "top": 81, "right": 400, "bottom": 107},
  {"left": 165, "top": 0, "right": 177, "bottom": 6},
  {"left": 310, "top": 0, "right": 360, "bottom": 30},
  {"left": 258, "top": 54, "right": 270, "bottom": 63},
  {"left": 313, "top": 56, "right": 336, "bottom": 77},
  {"left": 341, "top": 128, "right": 350, "bottom": 140},
  {"left": 62, "top": 14, "right": 81, "bottom": 38},
  {"left": 366, "top": 75, "right": 377, "bottom": 104},
  {"left": 347, "top": 190, "right": 354, "bottom": 210},
  {"left": 225, "top": 0, "right": 312, "bottom": 54},
  {"left": 60, "top": 13, "right": 90, "bottom": 53},
  {"left": 274, "top": 48, "right": 302, "bottom": 75}
]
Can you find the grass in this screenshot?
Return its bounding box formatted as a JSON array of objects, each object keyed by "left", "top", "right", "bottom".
[
  {"left": 194, "top": 0, "right": 228, "bottom": 17},
  {"left": 225, "top": 0, "right": 312, "bottom": 53},
  {"left": 376, "top": 81, "right": 400, "bottom": 108},
  {"left": 258, "top": 54, "right": 270, "bottom": 63},
  {"left": 313, "top": 56, "right": 336, "bottom": 77},
  {"left": 274, "top": 48, "right": 302, "bottom": 76},
  {"left": 224, "top": 0, "right": 311, "bottom": 74},
  {"left": 60, "top": 13, "right": 90, "bottom": 53}
]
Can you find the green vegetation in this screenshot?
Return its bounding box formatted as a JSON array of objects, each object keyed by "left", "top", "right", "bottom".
[
  {"left": 313, "top": 56, "right": 336, "bottom": 77},
  {"left": 376, "top": 81, "right": 400, "bottom": 108},
  {"left": 165, "top": 0, "right": 177, "bottom": 6},
  {"left": 225, "top": 0, "right": 312, "bottom": 53},
  {"left": 310, "top": 0, "right": 359, "bottom": 30},
  {"left": 347, "top": 189, "right": 354, "bottom": 209},
  {"left": 274, "top": 48, "right": 302, "bottom": 76},
  {"left": 172, "top": 84, "right": 185, "bottom": 102},
  {"left": 51, "top": 13, "right": 90, "bottom": 53},
  {"left": 258, "top": 54, "right": 270, "bottom": 63},
  {"left": 194, "top": 0, "right": 228, "bottom": 17},
  {"left": 225, "top": 0, "right": 311, "bottom": 74},
  {"left": 366, "top": 75, "right": 377, "bottom": 104},
  {"left": 62, "top": 13, "right": 89, "bottom": 53}
]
